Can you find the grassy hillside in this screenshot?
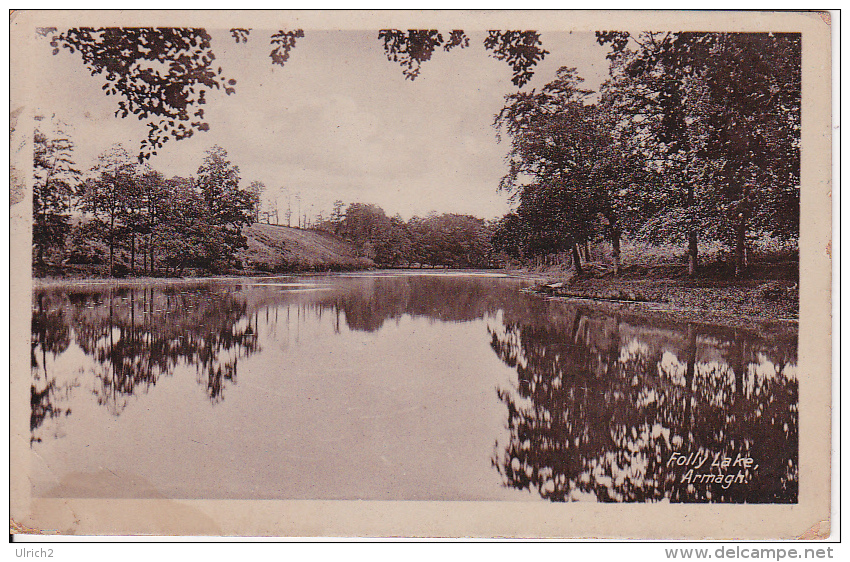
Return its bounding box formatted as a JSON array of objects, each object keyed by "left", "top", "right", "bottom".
[
  {"left": 35, "top": 222, "right": 372, "bottom": 278},
  {"left": 240, "top": 223, "right": 374, "bottom": 273}
]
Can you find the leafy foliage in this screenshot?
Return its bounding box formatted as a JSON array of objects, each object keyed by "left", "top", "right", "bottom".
[
  {"left": 379, "top": 29, "right": 546, "bottom": 87},
  {"left": 79, "top": 145, "right": 141, "bottom": 274},
  {"left": 378, "top": 29, "right": 469, "bottom": 81},
  {"left": 42, "top": 27, "right": 300, "bottom": 160},
  {"left": 43, "top": 27, "right": 548, "bottom": 159},
  {"left": 483, "top": 31, "right": 549, "bottom": 87},
  {"left": 229, "top": 28, "right": 251, "bottom": 44},
  {"left": 45, "top": 28, "right": 235, "bottom": 159},
  {"left": 597, "top": 31, "right": 801, "bottom": 273},
  {"left": 494, "top": 67, "right": 649, "bottom": 272},
  {"left": 33, "top": 115, "right": 80, "bottom": 266},
  {"left": 269, "top": 29, "right": 304, "bottom": 66},
  {"left": 496, "top": 32, "right": 800, "bottom": 276},
  {"left": 246, "top": 181, "right": 265, "bottom": 222},
  {"left": 329, "top": 202, "right": 493, "bottom": 268},
  {"left": 195, "top": 146, "right": 255, "bottom": 271},
  {"left": 41, "top": 140, "right": 261, "bottom": 277}
]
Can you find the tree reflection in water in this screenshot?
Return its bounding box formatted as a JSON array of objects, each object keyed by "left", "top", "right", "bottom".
[
  {"left": 488, "top": 305, "right": 798, "bottom": 503},
  {"left": 30, "top": 275, "right": 798, "bottom": 504},
  {"left": 31, "top": 292, "right": 75, "bottom": 443},
  {"left": 312, "top": 275, "right": 517, "bottom": 332},
  {"left": 31, "top": 285, "right": 260, "bottom": 442},
  {"left": 29, "top": 275, "right": 529, "bottom": 444}
]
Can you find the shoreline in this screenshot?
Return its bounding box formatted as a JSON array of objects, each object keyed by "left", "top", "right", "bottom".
[
  {"left": 31, "top": 267, "right": 525, "bottom": 288},
  {"left": 530, "top": 289, "right": 798, "bottom": 333},
  {"left": 506, "top": 265, "right": 799, "bottom": 329},
  {"left": 31, "top": 266, "right": 798, "bottom": 330}
]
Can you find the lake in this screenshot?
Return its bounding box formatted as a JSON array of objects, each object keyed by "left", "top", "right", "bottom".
[{"left": 30, "top": 271, "right": 798, "bottom": 503}]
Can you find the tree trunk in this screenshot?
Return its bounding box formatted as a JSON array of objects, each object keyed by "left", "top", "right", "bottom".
[
  {"left": 36, "top": 206, "right": 45, "bottom": 266},
  {"left": 735, "top": 214, "right": 748, "bottom": 277},
  {"left": 688, "top": 230, "right": 698, "bottom": 277},
  {"left": 130, "top": 234, "right": 136, "bottom": 276},
  {"left": 610, "top": 227, "right": 621, "bottom": 276},
  {"left": 109, "top": 214, "right": 115, "bottom": 276},
  {"left": 686, "top": 179, "right": 698, "bottom": 277},
  {"left": 571, "top": 243, "right": 583, "bottom": 275}
]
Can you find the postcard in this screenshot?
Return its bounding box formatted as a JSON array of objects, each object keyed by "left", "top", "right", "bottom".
[{"left": 9, "top": 10, "right": 833, "bottom": 538}]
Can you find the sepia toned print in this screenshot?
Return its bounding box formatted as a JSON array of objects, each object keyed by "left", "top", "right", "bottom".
[{"left": 10, "top": 10, "right": 831, "bottom": 538}]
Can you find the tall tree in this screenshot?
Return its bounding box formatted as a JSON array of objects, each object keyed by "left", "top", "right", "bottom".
[
  {"left": 80, "top": 145, "right": 139, "bottom": 276},
  {"left": 246, "top": 181, "right": 265, "bottom": 223},
  {"left": 597, "top": 31, "right": 801, "bottom": 276},
  {"left": 137, "top": 170, "right": 167, "bottom": 274},
  {"left": 195, "top": 146, "right": 254, "bottom": 271},
  {"left": 598, "top": 32, "right": 711, "bottom": 276},
  {"left": 490, "top": 213, "right": 529, "bottom": 264},
  {"left": 494, "top": 67, "right": 606, "bottom": 274},
  {"left": 155, "top": 176, "right": 206, "bottom": 275},
  {"left": 697, "top": 33, "right": 801, "bottom": 274},
  {"left": 338, "top": 203, "right": 391, "bottom": 261},
  {"left": 330, "top": 200, "right": 346, "bottom": 235},
  {"left": 33, "top": 115, "right": 80, "bottom": 267},
  {"left": 121, "top": 165, "right": 147, "bottom": 275}
]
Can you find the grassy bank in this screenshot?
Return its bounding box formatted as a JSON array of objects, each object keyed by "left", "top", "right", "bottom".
[
  {"left": 239, "top": 223, "right": 374, "bottom": 273},
  {"left": 516, "top": 258, "right": 798, "bottom": 326},
  {"left": 501, "top": 237, "right": 799, "bottom": 325}
]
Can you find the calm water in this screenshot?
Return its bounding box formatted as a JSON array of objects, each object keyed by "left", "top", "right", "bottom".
[{"left": 30, "top": 272, "right": 798, "bottom": 502}]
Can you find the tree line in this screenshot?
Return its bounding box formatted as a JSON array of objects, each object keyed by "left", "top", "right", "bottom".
[
  {"left": 34, "top": 116, "right": 261, "bottom": 276},
  {"left": 33, "top": 116, "right": 495, "bottom": 275},
  {"left": 315, "top": 202, "right": 494, "bottom": 269},
  {"left": 490, "top": 32, "right": 800, "bottom": 276}
]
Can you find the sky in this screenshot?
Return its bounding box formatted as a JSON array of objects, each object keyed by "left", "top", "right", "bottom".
[{"left": 32, "top": 29, "right": 612, "bottom": 221}]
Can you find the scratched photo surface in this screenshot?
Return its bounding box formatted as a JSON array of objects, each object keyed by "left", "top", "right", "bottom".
[{"left": 10, "top": 11, "right": 831, "bottom": 538}]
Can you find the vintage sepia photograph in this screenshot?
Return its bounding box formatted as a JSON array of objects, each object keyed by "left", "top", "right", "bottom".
[{"left": 9, "top": 10, "right": 832, "bottom": 539}]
